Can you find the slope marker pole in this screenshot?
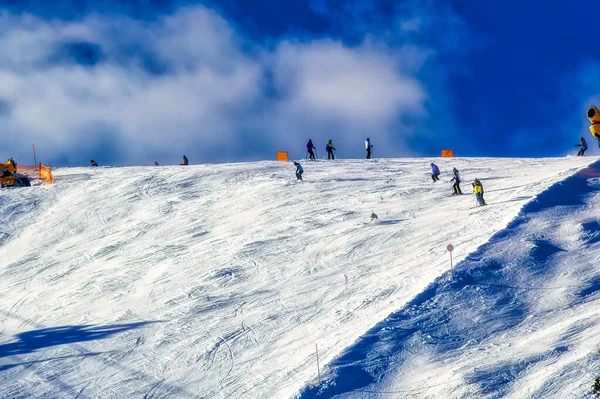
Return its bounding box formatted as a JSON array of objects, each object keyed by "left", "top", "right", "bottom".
[
  {"left": 316, "top": 343, "right": 321, "bottom": 386},
  {"left": 32, "top": 144, "right": 37, "bottom": 171},
  {"left": 447, "top": 244, "right": 454, "bottom": 280}
]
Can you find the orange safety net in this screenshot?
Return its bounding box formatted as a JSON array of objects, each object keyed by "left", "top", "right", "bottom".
[
  {"left": 16, "top": 164, "right": 53, "bottom": 183},
  {"left": 275, "top": 151, "right": 289, "bottom": 161},
  {"left": 441, "top": 150, "right": 454, "bottom": 158},
  {"left": 16, "top": 164, "right": 38, "bottom": 175}
]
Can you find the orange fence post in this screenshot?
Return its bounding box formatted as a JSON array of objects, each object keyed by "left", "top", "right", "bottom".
[
  {"left": 276, "top": 152, "right": 289, "bottom": 161},
  {"left": 39, "top": 164, "right": 53, "bottom": 184}
]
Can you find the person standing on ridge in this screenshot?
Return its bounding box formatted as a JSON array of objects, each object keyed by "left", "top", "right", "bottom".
[
  {"left": 430, "top": 162, "right": 440, "bottom": 182},
  {"left": 450, "top": 167, "right": 462, "bottom": 195},
  {"left": 472, "top": 178, "right": 486, "bottom": 206},
  {"left": 293, "top": 162, "right": 304, "bottom": 180},
  {"left": 181, "top": 155, "right": 189, "bottom": 165},
  {"left": 575, "top": 137, "right": 588, "bottom": 156},
  {"left": 90, "top": 160, "right": 98, "bottom": 167},
  {"left": 154, "top": 160, "right": 159, "bottom": 166},
  {"left": 365, "top": 138, "right": 373, "bottom": 159},
  {"left": 306, "top": 139, "right": 316, "bottom": 161},
  {"left": 326, "top": 140, "right": 336, "bottom": 160}
]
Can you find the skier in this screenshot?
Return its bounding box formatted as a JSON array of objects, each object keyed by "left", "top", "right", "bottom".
[
  {"left": 575, "top": 137, "right": 588, "bottom": 156},
  {"left": 154, "top": 160, "right": 159, "bottom": 166},
  {"left": 90, "top": 160, "right": 99, "bottom": 167},
  {"left": 430, "top": 162, "right": 440, "bottom": 182},
  {"left": 450, "top": 167, "right": 462, "bottom": 195},
  {"left": 472, "top": 178, "right": 486, "bottom": 206},
  {"left": 306, "top": 139, "right": 316, "bottom": 161},
  {"left": 365, "top": 138, "right": 373, "bottom": 159},
  {"left": 326, "top": 140, "right": 336, "bottom": 160},
  {"left": 370, "top": 211, "right": 378, "bottom": 222},
  {"left": 181, "top": 155, "right": 189, "bottom": 165},
  {"left": 293, "top": 162, "right": 304, "bottom": 180}
]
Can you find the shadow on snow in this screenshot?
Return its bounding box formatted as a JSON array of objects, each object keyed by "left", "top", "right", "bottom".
[{"left": 0, "top": 322, "right": 154, "bottom": 362}]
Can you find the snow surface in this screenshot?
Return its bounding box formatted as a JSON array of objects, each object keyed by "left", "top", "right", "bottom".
[
  {"left": 0, "top": 157, "right": 594, "bottom": 398},
  {"left": 302, "top": 159, "right": 600, "bottom": 399}
]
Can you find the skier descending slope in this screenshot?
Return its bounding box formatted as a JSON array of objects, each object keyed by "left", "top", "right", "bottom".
[
  {"left": 294, "top": 162, "right": 304, "bottom": 180},
  {"left": 431, "top": 163, "right": 440, "bottom": 182},
  {"left": 472, "top": 178, "right": 486, "bottom": 206},
  {"left": 450, "top": 167, "right": 462, "bottom": 195},
  {"left": 575, "top": 137, "right": 588, "bottom": 156}
]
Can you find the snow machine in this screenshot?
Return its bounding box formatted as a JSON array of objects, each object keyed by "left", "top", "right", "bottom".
[
  {"left": 0, "top": 159, "right": 31, "bottom": 188},
  {"left": 587, "top": 105, "right": 600, "bottom": 147}
]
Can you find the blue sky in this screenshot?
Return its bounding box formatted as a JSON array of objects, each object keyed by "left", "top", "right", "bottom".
[{"left": 1, "top": 0, "right": 599, "bottom": 165}]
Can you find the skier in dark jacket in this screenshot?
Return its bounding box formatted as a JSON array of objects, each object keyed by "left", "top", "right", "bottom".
[
  {"left": 576, "top": 137, "right": 588, "bottom": 156},
  {"left": 450, "top": 167, "right": 462, "bottom": 195},
  {"left": 90, "top": 160, "right": 99, "bottom": 167},
  {"left": 365, "top": 138, "right": 373, "bottom": 159},
  {"left": 326, "top": 140, "right": 336, "bottom": 160},
  {"left": 294, "top": 162, "right": 304, "bottom": 180},
  {"left": 181, "top": 155, "right": 189, "bottom": 165},
  {"left": 306, "top": 139, "right": 316, "bottom": 160},
  {"left": 430, "top": 163, "right": 440, "bottom": 182}
]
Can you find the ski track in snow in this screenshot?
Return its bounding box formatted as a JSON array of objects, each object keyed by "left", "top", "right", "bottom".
[{"left": 0, "top": 157, "right": 594, "bottom": 398}]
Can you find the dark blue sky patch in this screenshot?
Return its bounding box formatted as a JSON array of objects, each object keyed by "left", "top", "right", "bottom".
[
  {"left": 0, "top": 98, "right": 12, "bottom": 117},
  {"left": 52, "top": 41, "right": 105, "bottom": 67}
]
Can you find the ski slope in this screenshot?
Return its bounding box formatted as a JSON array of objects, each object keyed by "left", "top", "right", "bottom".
[
  {"left": 0, "top": 157, "right": 593, "bottom": 398},
  {"left": 301, "top": 159, "right": 600, "bottom": 398}
]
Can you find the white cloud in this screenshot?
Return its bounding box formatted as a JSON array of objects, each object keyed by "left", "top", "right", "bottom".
[{"left": 0, "top": 6, "right": 437, "bottom": 165}]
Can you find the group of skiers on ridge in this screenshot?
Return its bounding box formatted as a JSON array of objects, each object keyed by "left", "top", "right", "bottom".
[
  {"left": 90, "top": 155, "right": 189, "bottom": 167},
  {"left": 305, "top": 139, "right": 337, "bottom": 160},
  {"left": 88, "top": 135, "right": 590, "bottom": 169},
  {"left": 305, "top": 138, "right": 373, "bottom": 161}
]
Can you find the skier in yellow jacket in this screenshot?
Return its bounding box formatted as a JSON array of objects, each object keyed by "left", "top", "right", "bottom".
[{"left": 472, "top": 178, "right": 486, "bottom": 206}]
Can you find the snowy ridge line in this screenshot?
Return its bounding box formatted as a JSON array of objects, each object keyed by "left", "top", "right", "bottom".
[{"left": 299, "top": 159, "right": 600, "bottom": 398}]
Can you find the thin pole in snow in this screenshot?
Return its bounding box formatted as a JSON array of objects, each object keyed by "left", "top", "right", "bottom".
[
  {"left": 316, "top": 343, "right": 321, "bottom": 386},
  {"left": 32, "top": 144, "right": 37, "bottom": 171},
  {"left": 447, "top": 244, "right": 454, "bottom": 280}
]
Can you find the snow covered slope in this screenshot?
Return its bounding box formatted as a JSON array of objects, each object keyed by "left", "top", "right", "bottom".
[
  {"left": 0, "top": 157, "right": 593, "bottom": 398},
  {"left": 301, "top": 159, "right": 600, "bottom": 398}
]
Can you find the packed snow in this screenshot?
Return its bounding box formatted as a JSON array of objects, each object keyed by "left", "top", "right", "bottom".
[{"left": 0, "top": 157, "right": 594, "bottom": 398}]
